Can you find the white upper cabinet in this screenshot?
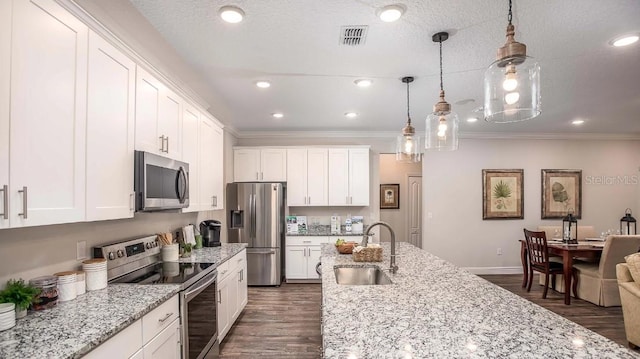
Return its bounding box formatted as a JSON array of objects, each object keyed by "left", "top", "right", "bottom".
[
  {"left": 0, "top": 0, "right": 11, "bottom": 229},
  {"left": 328, "top": 148, "right": 369, "bottom": 206},
  {"left": 8, "top": 0, "right": 88, "bottom": 227},
  {"left": 135, "top": 67, "right": 182, "bottom": 160},
  {"left": 86, "top": 31, "right": 136, "bottom": 221},
  {"left": 286, "top": 149, "right": 328, "bottom": 206},
  {"left": 234, "top": 148, "right": 286, "bottom": 182},
  {"left": 181, "top": 104, "right": 201, "bottom": 213},
  {"left": 200, "top": 117, "right": 224, "bottom": 210}
]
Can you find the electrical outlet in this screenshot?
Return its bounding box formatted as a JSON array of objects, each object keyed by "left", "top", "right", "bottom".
[
  {"left": 496, "top": 247, "right": 502, "bottom": 256},
  {"left": 77, "top": 241, "right": 87, "bottom": 260}
]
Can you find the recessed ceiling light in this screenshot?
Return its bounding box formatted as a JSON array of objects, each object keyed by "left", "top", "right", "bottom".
[
  {"left": 354, "top": 79, "right": 373, "bottom": 87},
  {"left": 255, "top": 81, "right": 271, "bottom": 88},
  {"left": 272, "top": 113, "right": 283, "bottom": 118},
  {"left": 610, "top": 34, "right": 639, "bottom": 47},
  {"left": 377, "top": 4, "right": 405, "bottom": 22},
  {"left": 219, "top": 5, "right": 244, "bottom": 23},
  {"left": 344, "top": 112, "right": 358, "bottom": 118},
  {"left": 467, "top": 117, "right": 478, "bottom": 123},
  {"left": 572, "top": 119, "right": 585, "bottom": 125}
]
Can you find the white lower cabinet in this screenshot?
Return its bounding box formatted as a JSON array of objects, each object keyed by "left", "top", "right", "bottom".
[
  {"left": 217, "top": 249, "right": 248, "bottom": 343},
  {"left": 84, "top": 295, "right": 179, "bottom": 359},
  {"left": 285, "top": 237, "right": 329, "bottom": 280}
]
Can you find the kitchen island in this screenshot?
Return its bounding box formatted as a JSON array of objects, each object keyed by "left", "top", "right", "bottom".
[{"left": 321, "top": 242, "right": 639, "bottom": 358}]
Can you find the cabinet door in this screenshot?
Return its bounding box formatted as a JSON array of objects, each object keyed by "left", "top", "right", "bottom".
[
  {"left": 86, "top": 31, "right": 136, "bottom": 221},
  {"left": 84, "top": 319, "right": 142, "bottom": 359},
  {"left": 328, "top": 149, "right": 349, "bottom": 206},
  {"left": 217, "top": 274, "right": 237, "bottom": 343},
  {"left": 135, "top": 67, "right": 162, "bottom": 154},
  {"left": 10, "top": 0, "right": 88, "bottom": 227},
  {"left": 0, "top": 0, "right": 11, "bottom": 228},
  {"left": 142, "top": 318, "right": 181, "bottom": 359},
  {"left": 349, "top": 149, "right": 370, "bottom": 206},
  {"left": 210, "top": 122, "right": 224, "bottom": 210},
  {"left": 286, "top": 149, "right": 307, "bottom": 206},
  {"left": 307, "top": 246, "right": 322, "bottom": 279},
  {"left": 285, "top": 246, "right": 308, "bottom": 280},
  {"left": 181, "top": 104, "right": 200, "bottom": 212},
  {"left": 199, "top": 119, "right": 219, "bottom": 210},
  {"left": 233, "top": 149, "right": 260, "bottom": 182},
  {"left": 158, "top": 87, "right": 182, "bottom": 160},
  {"left": 260, "top": 149, "right": 287, "bottom": 181},
  {"left": 237, "top": 252, "right": 248, "bottom": 311},
  {"left": 306, "top": 149, "right": 328, "bottom": 206}
]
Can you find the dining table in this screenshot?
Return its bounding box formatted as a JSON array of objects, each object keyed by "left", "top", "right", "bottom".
[{"left": 519, "top": 239, "right": 604, "bottom": 305}]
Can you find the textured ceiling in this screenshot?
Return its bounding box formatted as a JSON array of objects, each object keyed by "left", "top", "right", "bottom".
[{"left": 128, "top": 0, "right": 640, "bottom": 135}]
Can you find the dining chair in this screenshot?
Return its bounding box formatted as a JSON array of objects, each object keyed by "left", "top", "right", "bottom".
[
  {"left": 574, "top": 235, "right": 640, "bottom": 307},
  {"left": 523, "top": 229, "right": 577, "bottom": 299}
]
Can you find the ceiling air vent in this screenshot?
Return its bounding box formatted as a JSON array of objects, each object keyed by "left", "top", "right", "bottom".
[{"left": 340, "top": 25, "right": 368, "bottom": 46}]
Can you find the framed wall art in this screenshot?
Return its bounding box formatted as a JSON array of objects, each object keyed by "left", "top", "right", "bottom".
[
  {"left": 541, "top": 169, "right": 582, "bottom": 219},
  {"left": 482, "top": 169, "right": 524, "bottom": 220},
  {"left": 380, "top": 184, "right": 400, "bottom": 209}
]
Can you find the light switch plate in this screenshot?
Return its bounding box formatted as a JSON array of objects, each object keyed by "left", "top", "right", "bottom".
[{"left": 77, "top": 241, "right": 87, "bottom": 260}]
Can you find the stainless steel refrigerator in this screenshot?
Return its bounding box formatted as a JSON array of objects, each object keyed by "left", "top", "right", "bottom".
[{"left": 226, "top": 182, "right": 286, "bottom": 286}]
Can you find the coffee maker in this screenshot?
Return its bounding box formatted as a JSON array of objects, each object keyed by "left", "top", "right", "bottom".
[{"left": 200, "top": 220, "right": 222, "bottom": 247}]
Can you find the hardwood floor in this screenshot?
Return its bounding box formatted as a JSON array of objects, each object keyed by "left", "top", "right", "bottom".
[
  {"left": 219, "top": 282, "right": 322, "bottom": 358},
  {"left": 219, "top": 276, "right": 637, "bottom": 358}
]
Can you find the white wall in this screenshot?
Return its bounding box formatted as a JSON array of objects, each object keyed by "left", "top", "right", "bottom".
[{"left": 423, "top": 138, "right": 640, "bottom": 273}]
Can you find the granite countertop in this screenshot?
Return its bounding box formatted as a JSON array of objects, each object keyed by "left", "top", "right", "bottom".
[
  {"left": 321, "top": 242, "right": 640, "bottom": 358},
  {"left": 0, "top": 243, "right": 247, "bottom": 359}
]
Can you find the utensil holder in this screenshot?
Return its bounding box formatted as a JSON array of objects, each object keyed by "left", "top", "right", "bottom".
[{"left": 161, "top": 243, "right": 179, "bottom": 261}]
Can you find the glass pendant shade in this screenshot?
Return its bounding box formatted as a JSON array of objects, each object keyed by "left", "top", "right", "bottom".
[
  {"left": 396, "top": 132, "right": 422, "bottom": 162},
  {"left": 484, "top": 55, "right": 540, "bottom": 123},
  {"left": 425, "top": 111, "right": 459, "bottom": 151}
]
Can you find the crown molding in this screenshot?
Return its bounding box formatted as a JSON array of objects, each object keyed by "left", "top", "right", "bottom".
[{"left": 234, "top": 130, "right": 640, "bottom": 141}]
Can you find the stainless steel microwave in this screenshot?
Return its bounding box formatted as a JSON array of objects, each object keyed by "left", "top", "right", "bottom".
[{"left": 134, "top": 151, "right": 189, "bottom": 211}]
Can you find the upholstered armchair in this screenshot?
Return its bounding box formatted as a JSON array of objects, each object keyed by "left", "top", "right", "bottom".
[
  {"left": 617, "top": 263, "right": 640, "bottom": 348},
  {"left": 574, "top": 235, "right": 640, "bottom": 307}
]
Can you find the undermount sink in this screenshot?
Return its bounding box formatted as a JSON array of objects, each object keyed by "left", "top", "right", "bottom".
[{"left": 334, "top": 266, "right": 392, "bottom": 285}]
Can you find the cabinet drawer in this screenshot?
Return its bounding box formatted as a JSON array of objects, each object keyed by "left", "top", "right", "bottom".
[
  {"left": 217, "top": 259, "right": 231, "bottom": 281},
  {"left": 84, "top": 319, "right": 142, "bottom": 359},
  {"left": 286, "top": 236, "right": 327, "bottom": 246},
  {"left": 142, "top": 295, "right": 179, "bottom": 344},
  {"left": 231, "top": 250, "right": 246, "bottom": 271}
]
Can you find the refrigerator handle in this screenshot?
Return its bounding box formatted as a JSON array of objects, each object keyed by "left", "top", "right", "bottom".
[{"left": 251, "top": 193, "right": 257, "bottom": 240}]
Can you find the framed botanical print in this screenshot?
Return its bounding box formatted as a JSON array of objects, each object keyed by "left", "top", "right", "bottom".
[
  {"left": 380, "top": 184, "right": 400, "bottom": 209},
  {"left": 482, "top": 169, "right": 524, "bottom": 220},
  {"left": 541, "top": 169, "right": 582, "bottom": 219}
]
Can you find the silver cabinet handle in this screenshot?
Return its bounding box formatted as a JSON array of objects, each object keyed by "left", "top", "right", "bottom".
[
  {"left": 241, "top": 269, "right": 243, "bottom": 281},
  {"left": 0, "top": 185, "right": 7, "bottom": 220},
  {"left": 129, "top": 193, "right": 135, "bottom": 211},
  {"left": 159, "top": 135, "right": 165, "bottom": 152},
  {"left": 218, "top": 290, "right": 221, "bottom": 304},
  {"left": 18, "top": 186, "right": 27, "bottom": 219},
  {"left": 260, "top": 172, "right": 264, "bottom": 180},
  {"left": 165, "top": 136, "right": 169, "bottom": 153},
  {"left": 255, "top": 172, "right": 259, "bottom": 180},
  {"left": 158, "top": 312, "right": 173, "bottom": 323},
  {"left": 303, "top": 240, "right": 311, "bottom": 243},
  {"left": 308, "top": 196, "right": 311, "bottom": 204}
]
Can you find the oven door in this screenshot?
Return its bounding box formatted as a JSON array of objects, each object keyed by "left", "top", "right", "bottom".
[
  {"left": 135, "top": 151, "right": 189, "bottom": 211},
  {"left": 180, "top": 270, "right": 218, "bottom": 359}
]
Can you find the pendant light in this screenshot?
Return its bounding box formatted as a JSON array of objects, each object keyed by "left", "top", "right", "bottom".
[
  {"left": 484, "top": 0, "right": 541, "bottom": 123},
  {"left": 396, "top": 76, "right": 422, "bottom": 162},
  {"left": 425, "top": 32, "right": 458, "bottom": 151}
]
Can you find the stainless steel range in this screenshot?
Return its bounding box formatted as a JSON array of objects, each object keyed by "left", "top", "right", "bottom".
[{"left": 94, "top": 236, "right": 219, "bottom": 359}]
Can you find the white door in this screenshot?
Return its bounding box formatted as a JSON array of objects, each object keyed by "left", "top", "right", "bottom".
[
  {"left": 142, "top": 318, "right": 181, "bottom": 359},
  {"left": 0, "top": 0, "right": 11, "bottom": 228},
  {"left": 285, "top": 246, "right": 307, "bottom": 279},
  {"left": 328, "top": 149, "right": 349, "bottom": 205},
  {"left": 260, "top": 149, "right": 286, "bottom": 181},
  {"left": 86, "top": 31, "right": 136, "bottom": 221},
  {"left": 199, "top": 119, "right": 218, "bottom": 210},
  {"left": 286, "top": 149, "right": 307, "bottom": 206},
  {"left": 135, "top": 67, "right": 162, "bottom": 154},
  {"left": 408, "top": 175, "right": 423, "bottom": 248},
  {"left": 10, "top": 0, "right": 88, "bottom": 227},
  {"left": 233, "top": 149, "right": 260, "bottom": 182},
  {"left": 348, "top": 149, "right": 370, "bottom": 206},
  {"left": 158, "top": 87, "right": 182, "bottom": 160},
  {"left": 210, "top": 123, "right": 224, "bottom": 210},
  {"left": 307, "top": 246, "right": 322, "bottom": 279},
  {"left": 181, "top": 105, "right": 200, "bottom": 212},
  {"left": 307, "top": 149, "right": 328, "bottom": 206}
]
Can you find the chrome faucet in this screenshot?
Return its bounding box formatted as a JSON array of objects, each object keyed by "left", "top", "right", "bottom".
[{"left": 362, "top": 221, "right": 398, "bottom": 274}]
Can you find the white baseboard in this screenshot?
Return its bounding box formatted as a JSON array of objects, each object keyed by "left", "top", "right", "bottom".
[{"left": 463, "top": 266, "right": 523, "bottom": 275}]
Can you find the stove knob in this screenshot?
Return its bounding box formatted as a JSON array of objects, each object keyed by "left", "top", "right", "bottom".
[
  {"left": 117, "top": 250, "right": 124, "bottom": 258},
  {"left": 146, "top": 242, "right": 152, "bottom": 249},
  {"left": 108, "top": 252, "right": 115, "bottom": 260}
]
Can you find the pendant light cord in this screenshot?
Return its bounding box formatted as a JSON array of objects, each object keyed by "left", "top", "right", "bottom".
[
  {"left": 439, "top": 40, "right": 443, "bottom": 92},
  {"left": 406, "top": 80, "right": 411, "bottom": 125},
  {"left": 508, "top": 0, "right": 513, "bottom": 25}
]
